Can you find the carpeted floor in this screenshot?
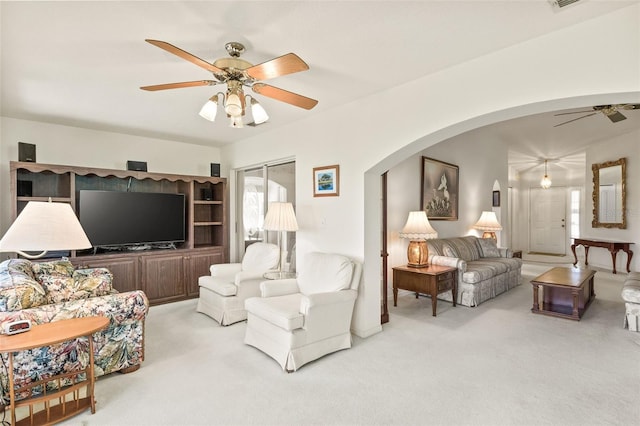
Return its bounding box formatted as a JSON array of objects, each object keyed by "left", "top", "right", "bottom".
[{"left": 68, "top": 262, "right": 639, "bottom": 425}]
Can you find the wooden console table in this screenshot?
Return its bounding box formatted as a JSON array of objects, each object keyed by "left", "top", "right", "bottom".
[
  {"left": 571, "top": 238, "right": 633, "bottom": 274},
  {"left": 0, "top": 316, "right": 110, "bottom": 425}
]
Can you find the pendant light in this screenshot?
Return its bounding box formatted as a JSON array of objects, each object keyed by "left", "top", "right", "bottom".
[{"left": 540, "top": 160, "right": 552, "bottom": 189}]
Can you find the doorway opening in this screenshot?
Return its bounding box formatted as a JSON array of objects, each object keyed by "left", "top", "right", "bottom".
[{"left": 236, "top": 160, "right": 296, "bottom": 269}]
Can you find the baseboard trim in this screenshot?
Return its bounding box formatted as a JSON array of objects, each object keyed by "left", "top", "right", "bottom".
[{"left": 352, "top": 324, "right": 382, "bottom": 338}]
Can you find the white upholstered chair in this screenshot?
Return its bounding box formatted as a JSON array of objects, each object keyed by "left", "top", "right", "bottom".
[
  {"left": 197, "top": 242, "right": 279, "bottom": 326},
  {"left": 244, "top": 252, "right": 362, "bottom": 372}
]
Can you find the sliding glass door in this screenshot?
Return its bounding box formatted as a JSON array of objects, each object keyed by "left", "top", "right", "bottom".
[{"left": 236, "top": 161, "right": 296, "bottom": 270}]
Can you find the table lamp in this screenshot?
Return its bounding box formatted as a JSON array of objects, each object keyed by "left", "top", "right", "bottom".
[
  {"left": 473, "top": 211, "right": 502, "bottom": 240},
  {"left": 263, "top": 202, "right": 299, "bottom": 277},
  {"left": 0, "top": 200, "right": 92, "bottom": 259},
  {"left": 399, "top": 211, "right": 438, "bottom": 268}
]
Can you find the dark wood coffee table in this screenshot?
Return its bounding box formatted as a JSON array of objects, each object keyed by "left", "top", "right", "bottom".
[{"left": 530, "top": 267, "right": 596, "bottom": 321}]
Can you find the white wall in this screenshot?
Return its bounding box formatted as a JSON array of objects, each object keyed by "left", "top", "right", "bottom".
[
  {"left": 0, "top": 117, "right": 221, "bottom": 233},
  {"left": 582, "top": 130, "right": 640, "bottom": 272},
  {"left": 222, "top": 5, "right": 640, "bottom": 338},
  {"left": 386, "top": 135, "right": 508, "bottom": 289}
]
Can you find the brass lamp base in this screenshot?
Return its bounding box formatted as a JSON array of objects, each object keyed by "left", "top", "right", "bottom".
[
  {"left": 482, "top": 231, "right": 497, "bottom": 240},
  {"left": 407, "top": 240, "right": 429, "bottom": 268}
]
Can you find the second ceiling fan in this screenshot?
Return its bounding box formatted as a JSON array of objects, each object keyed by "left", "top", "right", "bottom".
[
  {"left": 554, "top": 104, "right": 640, "bottom": 127},
  {"left": 141, "top": 39, "right": 318, "bottom": 127}
]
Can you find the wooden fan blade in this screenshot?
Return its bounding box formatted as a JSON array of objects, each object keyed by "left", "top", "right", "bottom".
[
  {"left": 554, "top": 110, "right": 594, "bottom": 116},
  {"left": 620, "top": 103, "right": 640, "bottom": 110},
  {"left": 606, "top": 111, "right": 627, "bottom": 123},
  {"left": 245, "top": 53, "right": 309, "bottom": 81},
  {"left": 145, "top": 39, "right": 225, "bottom": 74},
  {"left": 252, "top": 83, "right": 318, "bottom": 110},
  {"left": 553, "top": 112, "right": 597, "bottom": 127},
  {"left": 140, "top": 80, "right": 217, "bottom": 91}
]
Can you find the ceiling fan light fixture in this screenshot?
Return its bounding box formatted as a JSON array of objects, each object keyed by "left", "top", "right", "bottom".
[
  {"left": 229, "top": 115, "right": 244, "bottom": 129},
  {"left": 198, "top": 95, "right": 219, "bottom": 122},
  {"left": 540, "top": 160, "right": 552, "bottom": 189},
  {"left": 225, "top": 93, "right": 243, "bottom": 117},
  {"left": 249, "top": 97, "right": 269, "bottom": 124}
]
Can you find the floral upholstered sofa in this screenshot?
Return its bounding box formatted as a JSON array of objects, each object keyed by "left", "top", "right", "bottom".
[
  {"left": 0, "top": 258, "right": 148, "bottom": 405},
  {"left": 427, "top": 236, "right": 522, "bottom": 307}
]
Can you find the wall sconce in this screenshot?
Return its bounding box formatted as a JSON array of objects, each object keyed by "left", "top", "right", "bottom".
[
  {"left": 473, "top": 211, "right": 502, "bottom": 240},
  {"left": 399, "top": 211, "right": 438, "bottom": 268}
]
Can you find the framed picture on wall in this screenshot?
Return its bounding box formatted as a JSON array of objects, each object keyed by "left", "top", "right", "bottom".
[
  {"left": 313, "top": 164, "right": 340, "bottom": 197},
  {"left": 421, "top": 156, "right": 459, "bottom": 220},
  {"left": 492, "top": 190, "right": 500, "bottom": 207}
]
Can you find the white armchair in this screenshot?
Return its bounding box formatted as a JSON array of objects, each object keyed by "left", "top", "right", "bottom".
[
  {"left": 244, "top": 252, "right": 362, "bottom": 372},
  {"left": 197, "top": 242, "right": 280, "bottom": 326}
]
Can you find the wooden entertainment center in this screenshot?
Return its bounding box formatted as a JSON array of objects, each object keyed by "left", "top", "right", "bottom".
[{"left": 9, "top": 161, "right": 229, "bottom": 305}]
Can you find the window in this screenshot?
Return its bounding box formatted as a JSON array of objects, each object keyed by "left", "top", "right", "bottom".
[{"left": 570, "top": 189, "right": 580, "bottom": 239}]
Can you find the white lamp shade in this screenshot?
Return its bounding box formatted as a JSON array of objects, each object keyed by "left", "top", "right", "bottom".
[
  {"left": 250, "top": 98, "right": 269, "bottom": 124},
  {"left": 263, "top": 202, "right": 299, "bottom": 232},
  {"left": 225, "top": 93, "right": 243, "bottom": 117},
  {"left": 0, "top": 201, "right": 92, "bottom": 253},
  {"left": 473, "top": 211, "right": 503, "bottom": 231},
  {"left": 199, "top": 97, "right": 218, "bottom": 122},
  {"left": 399, "top": 211, "right": 437, "bottom": 240}
]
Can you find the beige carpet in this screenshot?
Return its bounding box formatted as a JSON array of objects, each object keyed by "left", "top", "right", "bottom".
[{"left": 65, "top": 262, "right": 639, "bottom": 425}]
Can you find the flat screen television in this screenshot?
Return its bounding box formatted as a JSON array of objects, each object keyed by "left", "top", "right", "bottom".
[{"left": 79, "top": 190, "right": 185, "bottom": 249}]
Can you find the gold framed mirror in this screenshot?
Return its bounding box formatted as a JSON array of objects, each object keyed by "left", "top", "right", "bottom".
[{"left": 592, "top": 157, "right": 626, "bottom": 229}]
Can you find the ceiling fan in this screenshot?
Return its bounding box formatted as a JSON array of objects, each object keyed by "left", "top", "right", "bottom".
[
  {"left": 553, "top": 104, "right": 640, "bottom": 127},
  {"left": 140, "top": 39, "right": 318, "bottom": 127}
]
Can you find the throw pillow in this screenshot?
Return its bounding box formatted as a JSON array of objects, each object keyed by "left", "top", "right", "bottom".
[
  {"left": 39, "top": 269, "right": 114, "bottom": 304},
  {"left": 72, "top": 268, "right": 114, "bottom": 297},
  {"left": 477, "top": 238, "right": 501, "bottom": 258},
  {"left": 38, "top": 275, "right": 77, "bottom": 304},
  {"left": 0, "top": 259, "right": 47, "bottom": 311},
  {"left": 32, "top": 259, "right": 75, "bottom": 280}
]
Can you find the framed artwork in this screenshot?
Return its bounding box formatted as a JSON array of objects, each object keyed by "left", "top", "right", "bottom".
[
  {"left": 492, "top": 190, "right": 500, "bottom": 207},
  {"left": 421, "top": 156, "right": 459, "bottom": 220},
  {"left": 313, "top": 164, "right": 340, "bottom": 197}
]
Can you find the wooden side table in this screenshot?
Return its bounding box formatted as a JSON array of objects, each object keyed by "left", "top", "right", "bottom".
[
  {"left": 0, "top": 316, "right": 110, "bottom": 425},
  {"left": 392, "top": 264, "right": 457, "bottom": 316}
]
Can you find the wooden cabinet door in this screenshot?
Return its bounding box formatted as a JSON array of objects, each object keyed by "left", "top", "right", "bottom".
[
  {"left": 72, "top": 256, "right": 139, "bottom": 293},
  {"left": 140, "top": 254, "right": 187, "bottom": 304},
  {"left": 186, "top": 249, "right": 225, "bottom": 297}
]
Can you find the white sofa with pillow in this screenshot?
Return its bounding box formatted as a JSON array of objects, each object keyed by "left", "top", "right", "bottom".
[{"left": 426, "top": 236, "right": 522, "bottom": 307}]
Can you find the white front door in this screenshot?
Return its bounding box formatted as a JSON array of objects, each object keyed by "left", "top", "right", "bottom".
[{"left": 529, "top": 187, "right": 566, "bottom": 255}]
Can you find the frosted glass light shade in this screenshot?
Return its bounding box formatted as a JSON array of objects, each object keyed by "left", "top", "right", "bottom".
[
  {"left": 225, "top": 93, "right": 243, "bottom": 117},
  {"left": 250, "top": 97, "right": 269, "bottom": 124},
  {"left": 264, "top": 202, "right": 299, "bottom": 232},
  {"left": 0, "top": 201, "right": 92, "bottom": 258},
  {"left": 540, "top": 174, "right": 552, "bottom": 189},
  {"left": 198, "top": 96, "right": 218, "bottom": 121},
  {"left": 229, "top": 115, "right": 244, "bottom": 128}
]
